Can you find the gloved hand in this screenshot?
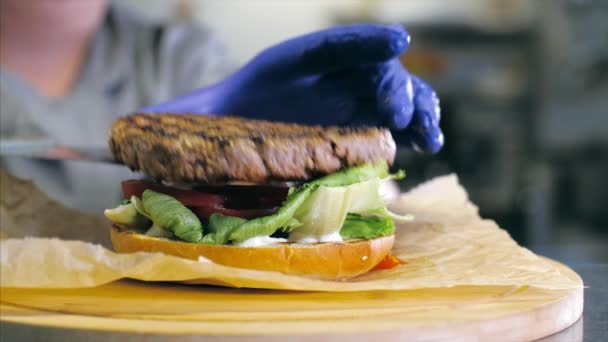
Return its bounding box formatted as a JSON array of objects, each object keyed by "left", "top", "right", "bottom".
[{"left": 141, "top": 24, "right": 443, "bottom": 153}]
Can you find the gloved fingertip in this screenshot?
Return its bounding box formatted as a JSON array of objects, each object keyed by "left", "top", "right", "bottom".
[
  {"left": 397, "top": 106, "right": 444, "bottom": 153},
  {"left": 389, "top": 109, "right": 412, "bottom": 130},
  {"left": 426, "top": 130, "right": 444, "bottom": 154},
  {"left": 386, "top": 23, "right": 410, "bottom": 47},
  {"left": 337, "top": 23, "right": 409, "bottom": 60},
  {"left": 387, "top": 22, "right": 404, "bottom": 31},
  {"left": 379, "top": 74, "right": 414, "bottom": 130},
  {"left": 412, "top": 128, "right": 444, "bottom": 154}
]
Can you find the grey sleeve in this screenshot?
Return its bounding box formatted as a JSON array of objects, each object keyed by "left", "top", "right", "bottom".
[
  {"left": 0, "top": 82, "right": 47, "bottom": 140},
  {"left": 164, "top": 23, "right": 233, "bottom": 97},
  {"left": 131, "top": 20, "right": 234, "bottom": 107}
]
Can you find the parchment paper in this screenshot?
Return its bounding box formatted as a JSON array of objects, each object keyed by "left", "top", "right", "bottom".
[{"left": 0, "top": 171, "right": 582, "bottom": 291}]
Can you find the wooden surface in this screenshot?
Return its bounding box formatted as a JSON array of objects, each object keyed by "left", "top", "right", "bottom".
[{"left": 0, "top": 260, "right": 583, "bottom": 342}]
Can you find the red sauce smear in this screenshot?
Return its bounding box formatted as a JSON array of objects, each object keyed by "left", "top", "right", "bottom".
[{"left": 373, "top": 255, "right": 406, "bottom": 270}]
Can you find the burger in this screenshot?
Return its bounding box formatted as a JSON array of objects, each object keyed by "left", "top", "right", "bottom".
[{"left": 104, "top": 113, "right": 411, "bottom": 280}]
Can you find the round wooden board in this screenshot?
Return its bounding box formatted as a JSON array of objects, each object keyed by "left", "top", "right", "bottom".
[{"left": 0, "top": 260, "right": 583, "bottom": 342}]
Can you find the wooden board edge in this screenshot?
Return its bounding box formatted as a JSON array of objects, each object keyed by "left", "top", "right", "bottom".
[{"left": 0, "top": 286, "right": 583, "bottom": 341}]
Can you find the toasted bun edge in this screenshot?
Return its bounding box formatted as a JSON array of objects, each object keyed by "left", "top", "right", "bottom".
[{"left": 110, "top": 224, "right": 394, "bottom": 280}]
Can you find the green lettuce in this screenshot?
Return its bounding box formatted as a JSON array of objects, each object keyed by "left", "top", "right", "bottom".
[
  {"left": 309, "top": 161, "right": 390, "bottom": 187},
  {"left": 228, "top": 161, "right": 397, "bottom": 243},
  {"left": 141, "top": 190, "right": 203, "bottom": 243},
  {"left": 130, "top": 195, "right": 150, "bottom": 219},
  {"left": 199, "top": 214, "right": 246, "bottom": 244},
  {"left": 288, "top": 176, "right": 409, "bottom": 242},
  {"left": 104, "top": 162, "right": 412, "bottom": 245},
  {"left": 340, "top": 214, "right": 395, "bottom": 239},
  {"left": 103, "top": 202, "right": 149, "bottom": 229},
  {"left": 145, "top": 223, "right": 175, "bottom": 239},
  {"left": 228, "top": 185, "right": 315, "bottom": 243}
]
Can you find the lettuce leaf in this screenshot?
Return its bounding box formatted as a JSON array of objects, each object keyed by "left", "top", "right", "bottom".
[
  {"left": 103, "top": 202, "right": 149, "bottom": 230},
  {"left": 309, "top": 160, "right": 391, "bottom": 187},
  {"left": 227, "top": 162, "right": 394, "bottom": 243},
  {"left": 289, "top": 175, "right": 406, "bottom": 242},
  {"left": 339, "top": 214, "right": 395, "bottom": 240},
  {"left": 105, "top": 162, "right": 411, "bottom": 245},
  {"left": 142, "top": 190, "right": 203, "bottom": 243},
  {"left": 228, "top": 185, "right": 315, "bottom": 243},
  {"left": 199, "top": 214, "right": 246, "bottom": 244},
  {"left": 145, "top": 223, "right": 175, "bottom": 239},
  {"left": 131, "top": 195, "right": 151, "bottom": 219}
]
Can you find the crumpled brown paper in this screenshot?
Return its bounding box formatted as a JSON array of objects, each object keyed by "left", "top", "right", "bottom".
[
  {"left": 0, "top": 173, "right": 582, "bottom": 291},
  {"left": 0, "top": 170, "right": 111, "bottom": 246}
]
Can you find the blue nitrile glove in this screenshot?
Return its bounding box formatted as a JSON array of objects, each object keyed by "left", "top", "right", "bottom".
[{"left": 141, "top": 24, "right": 443, "bottom": 153}]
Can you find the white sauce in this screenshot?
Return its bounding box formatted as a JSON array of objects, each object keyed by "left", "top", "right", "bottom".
[
  {"left": 288, "top": 231, "right": 343, "bottom": 244},
  {"left": 234, "top": 232, "right": 345, "bottom": 247},
  {"left": 319, "top": 231, "right": 343, "bottom": 243},
  {"left": 235, "top": 236, "right": 287, "bottom": 247},
  {"left": 235, "top": 232, "right": 344, "bottom": 247},
  {"left": 197, "top": 256, "right": 212, "bottom": 263}
]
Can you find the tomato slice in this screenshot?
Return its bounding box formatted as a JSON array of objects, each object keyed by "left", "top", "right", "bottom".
[
  {"left": 121, "top": 180, "right": 286, "bottom": 222},
  {"left": 121, "top": 180, "right": 224, "bottom": 207},
  {"left": 194, "top": 184, "right": 289, "bottom": 209}
]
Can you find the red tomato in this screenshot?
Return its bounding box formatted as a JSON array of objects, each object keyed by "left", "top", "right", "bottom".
[
  {"left": 121, "top": 180, "right": 285, "bottom": 222},
  {"left": 194, "top": 184, "right": 289, "bottom": 209},
  {"left": 121, "top": 180, "right": 224, "bottom": 207}
]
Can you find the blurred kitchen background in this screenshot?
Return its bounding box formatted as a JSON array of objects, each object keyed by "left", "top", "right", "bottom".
[{"left": 119, "top": 0, "right": 607, "bottom": 261}]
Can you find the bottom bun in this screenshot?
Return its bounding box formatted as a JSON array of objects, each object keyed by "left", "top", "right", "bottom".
[{"left": 110, "top": 224, "right": 394, "bottom": 280}]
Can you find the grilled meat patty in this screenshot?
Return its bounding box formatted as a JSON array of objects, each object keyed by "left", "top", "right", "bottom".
[{"left": 109, "top": 113, "right": 396, "bottom": 183}]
